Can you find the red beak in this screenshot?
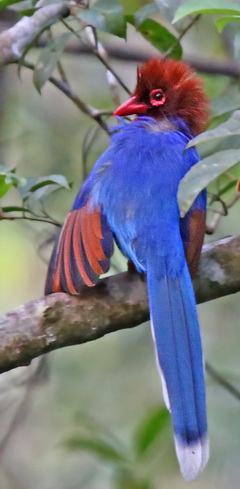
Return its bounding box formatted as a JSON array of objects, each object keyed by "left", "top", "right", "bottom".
[{"left": 114, "top": 96, "right": 148, "bottom": 117}]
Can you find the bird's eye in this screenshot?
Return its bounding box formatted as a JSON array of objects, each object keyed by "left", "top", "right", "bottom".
[{"left": 150, "top": 89, "right": 166, "bottom": 107}]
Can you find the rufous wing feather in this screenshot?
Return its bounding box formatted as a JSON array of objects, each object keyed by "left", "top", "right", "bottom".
[
  {"left": 180, "top": 207, "right": 206, "bottom": 278},
  {"left": 45, "top": 202, "right": 113, "bottom": 295},
  {"left": 184, "top": 209, "right": 206, "bottom": 277}
]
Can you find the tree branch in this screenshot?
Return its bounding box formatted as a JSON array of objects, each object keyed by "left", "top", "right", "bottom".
[
  {"left": 1, "top": 6, "right": 239, "bottom": 80},
  {"left": 163, "top": 14, "right": 200, "bottom": 59},
  {"left": 0, "top": 3, "right": 111, "bottom": 132},
  {"left": 48, "top": 42, "right": 240, "bottom": 79},
  {"left": 13, "top": 58, "right": 110, "bottom": 134},
  {"left": 206, "top": 362, "right": 240, "bottom": 402},
  {"left": 0, "top": 3, "right": 70, "bottom": 64},
  {"left": 0, "top": 213, "right": 61, "bottom": 226},
  {"left": 0, "top": 236, "right": 239, "bottom": 374}
]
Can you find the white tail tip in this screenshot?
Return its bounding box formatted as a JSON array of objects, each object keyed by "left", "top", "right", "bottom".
[{"left": 174, "top": 435, "right": 210, "bottom": 481}]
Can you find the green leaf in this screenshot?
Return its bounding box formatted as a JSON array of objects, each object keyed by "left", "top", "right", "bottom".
[
  {"left": 27, "top": 174, "right": 70, "bottom": 193},
  {"left": 4, "top": 174, "right": 27, "bottom": 187},
  {"left": 0, "top": 164, "right": 15, "bottom": 172},
  {"left": 0, "top": 0, "right": 23, "bottom": 8},
  {"left": 1, "top": 206, "right": 34, "bottom": 213},
  {"left": 115, "top": 471, "right": 153, "bottom": 489},
  {"left": 0, "top": 176, "right": 12, "bottom": 199},
  {"left": 16, "top": 7, "right": 36, "bottom": 16},
  {"left": 215, "top": 15, "right": 240, "bottom": 32},
  {"left": 20, "top": 174, "right": 70, "bottom": 201},
  {"left": 212, "top": 89, "right": 240, "bottom": 119},
  {"left": 217, "top": 178, "right": 239, "bottom": 198},
  {"left": 187, "top": 111, "right": 240, "bottom": 148},
  {"left": 134, "top": 407, "right": 169, "bottom": 456},
  {"left": 78, "top": 0, "right": 126, "bottom": 38},
  {"left": 136, "top": 19, "right": 182, "bottom": 59},
  {"left": 33, "top": 33, "right": 71, "bottom": 93},
  {"left": 120, "top": 0, "right": 152, "bottom": 15},
  {"left": 173, "top": 0, "right": 240, "bottom": 23},
  {"left": 65, "top": 437, "right": 126, "bottom": 464},
  {"left": 134, "top": 3, "right": 159, "bottom": 25},
  {"left": 0, "top": 167, "right": 26, "bottom": 198},
  {"left": 178, "top": 149, "right": 240, "bottom": 216}
]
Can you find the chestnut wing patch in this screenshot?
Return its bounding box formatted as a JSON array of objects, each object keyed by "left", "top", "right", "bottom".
[
  {"left": 180, "top": 209, "right": 206, "bottom": 278},
  {"left": 45, "top": 203, "right": 113, "bottom": 295}
]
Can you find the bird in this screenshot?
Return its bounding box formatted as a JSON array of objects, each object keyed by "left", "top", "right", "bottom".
[{"left": 45, "top": 58, "right": 210, "bottom": 481}]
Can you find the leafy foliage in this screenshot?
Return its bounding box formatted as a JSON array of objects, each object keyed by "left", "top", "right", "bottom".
[
  {"left": 134, "top": 407, "right": 169, "bottom": 456},
  {"left": 0, "top": 0, "right": 239, "bottom": 247},
  {"left": 78, "top": 0, "right": 126, "bottom": 38},
  {"left": 0, "top": 166, "right": 70, "bottom": 224},
  {"left": 215, "top": 15, "right": 240, "bottom": 33},
  {"left": 0, "top": 0, "right": 23, "bottom": 7},
  {"left": 173, "top": 0, "right": 240, "bottom": 23},
  {"left": 33, "top": 33, "right": 71, "bottom": 93},
  {"left": 212, "top": 88, "right": 240, "bottom": 119},
  {"left": 65, "top": 407, "right": 170, "bottom": 489},
  {"left": 0, "top": 165, "right": 26, "bottom": 199},
  {"left": 65, "top": 437, "right": 127, "bottom": 463},
  {"left": 177, "top": 111, "right": 240, "bottom": 214},
  {"left": 188, "top": 111, "right": 240, "bottom": 147},
  {"left": 136, "top": 19, "right": 182, "bottom": 59},
  {"left": 178, "top": 150, "right": 240, "bottom": 216}
]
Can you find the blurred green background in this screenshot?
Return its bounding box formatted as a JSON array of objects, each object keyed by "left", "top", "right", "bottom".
[{"left": 0, "top": 1, "right": 240, "bottom": 488}]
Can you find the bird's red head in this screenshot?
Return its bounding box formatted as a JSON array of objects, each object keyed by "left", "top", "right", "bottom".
[{"left": 114, "top": 58, "right": 209, "bottom": 135}]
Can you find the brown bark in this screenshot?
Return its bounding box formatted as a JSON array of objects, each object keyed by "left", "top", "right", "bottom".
[
  {"left": 0, "top": 3, "right": 70, "bottom": 64},
  {"left": 0, "top": 236, "right": 239, "bottom": 375}
]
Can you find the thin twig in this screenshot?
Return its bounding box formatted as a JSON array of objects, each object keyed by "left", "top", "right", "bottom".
[
  {"left": 82, "top": 125, "right": 102, "bottom": 178},
  {"left": 48, "top": 27, "right": 70, "bottom": 86},
  {"left": 12, "top": 59, "right": 110, "bottom": 134},
  {"left": 206, "top": 214, "right": 222, "bottom": 235},
  {"left": 35, "top": 40, "right": 240, "bottom": 79},
  {"left": 0, "top": 357, "right": 47, "bottom": 458},
  {"left": 85, "top": 26, "right": 121, "bottom": 107},
  {"left": 0, "top": 2, "right": 70, "bottom": 64},
  {"left": 0, "top": 215, "right": 61, "bottom": 226},
  {"left": 207, "top": 192, "right": 240, "bottom": 234},
  {"left": 92, "top": 47, "right": 131, "bottom": 95},
  {"left": 178, "top": 14, "right": 201, "bottom": 43},
  {"left": 62, "top": 19, "right": 131, "bottom": 95},
  {"left": 209, "top": 194, "right": 227, "bottom": 210},
  {"left": 56, "top": 59, "right": 70, "bottom": 85},
  {"left": 226, "top": 192, "right": 240, "bottom": 209},
  {"left": 163, "top": 15, "right": 201, "bottom": 59},
  {"left": 206, "top": 362, "right": 240, "bottom": 402}
]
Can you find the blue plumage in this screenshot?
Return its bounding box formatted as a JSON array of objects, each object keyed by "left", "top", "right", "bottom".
[
  {"left": 147, "top": 256, "right": 208, "bottom": 480},
  {"left": 90, "top": 118, "right": 208, "bottom": 479},
  {"left": 46, "top": 115, "right": 208, "bottom": 479},
  {"left": 91, "top": 118, "right": 197, "bottom": 267},
  {"left": 46, "top": 58, "right": 210, "bottom": 480}
]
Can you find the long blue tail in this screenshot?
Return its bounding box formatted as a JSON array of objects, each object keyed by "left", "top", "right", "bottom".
[{"left": 147, "top": 256, "right": 209, "bottom": 481}]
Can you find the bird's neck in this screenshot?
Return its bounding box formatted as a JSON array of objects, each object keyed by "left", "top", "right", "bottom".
[{"left": 134, "top": 115, "right": 193, "bottom": 139}]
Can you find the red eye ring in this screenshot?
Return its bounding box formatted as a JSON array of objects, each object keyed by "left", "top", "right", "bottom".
[{"left": 150, "top": 89, "right": 166, "bottom": 107}]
